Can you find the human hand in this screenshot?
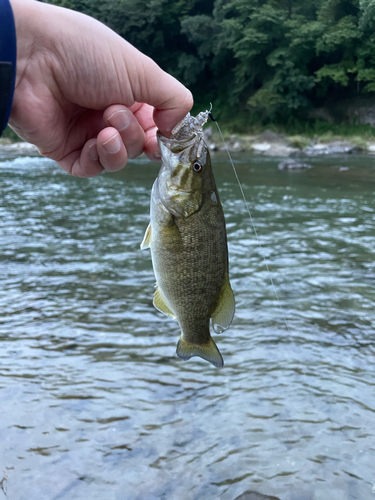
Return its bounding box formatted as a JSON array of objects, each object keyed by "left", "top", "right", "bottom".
[{"left": 9, "top": 0, "right": 193, "bottom": 176}]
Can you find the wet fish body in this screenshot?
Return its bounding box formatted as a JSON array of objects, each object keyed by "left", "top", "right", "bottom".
[{"left": 141, "top": 111, "right": 235, "bottom": 367}]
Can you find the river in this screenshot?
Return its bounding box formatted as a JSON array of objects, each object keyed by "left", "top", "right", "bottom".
[{"left": 0, "top": 151, "right": 374, "bottom": 500}]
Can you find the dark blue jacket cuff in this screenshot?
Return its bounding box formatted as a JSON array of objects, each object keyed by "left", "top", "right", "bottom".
[{"left": 0, "top": 0, "right": 17, "bottom": 135}]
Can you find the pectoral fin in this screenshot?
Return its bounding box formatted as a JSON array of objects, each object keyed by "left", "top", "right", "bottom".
[
  {"left": 176, "top": 336, "right": 224, "bottom": 368},
  {"left": 153, "top": 285, "right": 176, "bottom": 319},
  {"left": 211, "top": 277, "right": 235, "bottom": 334},
  {"left": 140, "top": 223, "right": 152, "bottom": 250}
]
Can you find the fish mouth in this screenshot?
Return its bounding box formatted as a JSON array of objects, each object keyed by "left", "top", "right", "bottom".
[
  {"left": 167, "top": 186, "right": 195, "bottom": 194},
  {"left": 157, "top": 131, "right": 197, "bottom": 154},
  {"left": 157, "top": 131, "right": 207, "bottom": 166}
]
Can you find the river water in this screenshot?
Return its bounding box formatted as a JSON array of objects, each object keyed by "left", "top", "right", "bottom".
[{"left": 0, "top": 150, "right": 374, "bottom": 500}]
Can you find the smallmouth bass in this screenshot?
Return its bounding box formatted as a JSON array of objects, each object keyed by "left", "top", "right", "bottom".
[{"left": 141, "top": 110, "right": 235, "bottom": 367}]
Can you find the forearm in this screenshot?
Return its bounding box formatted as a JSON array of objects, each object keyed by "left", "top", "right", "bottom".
[
  {"left": 0, "top": 0, "right": 16, "bottom": 134},
  {"left": 1, "top": 0, "right": 38, "bottom": 135}
]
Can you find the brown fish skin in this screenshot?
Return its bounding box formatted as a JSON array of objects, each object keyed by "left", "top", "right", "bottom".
[{"left": 141, "top": 117, "right": 235, "bottom": 367}]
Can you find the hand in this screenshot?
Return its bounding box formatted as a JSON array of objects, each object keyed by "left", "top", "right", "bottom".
[{"left": 9, "top": 0, "right": 193, "bottom": 176}]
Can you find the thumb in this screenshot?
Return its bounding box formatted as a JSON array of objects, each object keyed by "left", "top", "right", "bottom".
[{"left": 129, "top": 55, "right": 193, "bottom": 136}]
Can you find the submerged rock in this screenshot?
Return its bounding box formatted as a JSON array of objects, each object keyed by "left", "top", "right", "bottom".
[
  {"left": 233, "top": 490, "right": 281, "bottom": 500},
  {"left": 303, "top": 141, "right": 356, "bottom": 155},
  {"left": 278, "top": 159, "right": 312, "bottom": 170}
]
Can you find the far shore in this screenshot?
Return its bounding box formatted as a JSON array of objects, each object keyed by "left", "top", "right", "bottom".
[
  {"left": 2, "top": 128, "right": 375, "bottom": 161},
  {"left": 203, "top": 127, "right": 375, "bottom": 157}
]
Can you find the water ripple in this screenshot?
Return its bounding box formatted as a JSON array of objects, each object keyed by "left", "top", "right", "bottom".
[{"left": 0, "top": 154, "right": 374, "bottom": 499}]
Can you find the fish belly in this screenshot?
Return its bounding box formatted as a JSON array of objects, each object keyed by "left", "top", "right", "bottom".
[{"left": 151, "top": 197, "right": 228, "bottom": 344}]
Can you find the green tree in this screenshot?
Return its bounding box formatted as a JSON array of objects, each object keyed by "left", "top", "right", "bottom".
[{"left": 43, "top": 0, "right": 375, "bottom": 128}]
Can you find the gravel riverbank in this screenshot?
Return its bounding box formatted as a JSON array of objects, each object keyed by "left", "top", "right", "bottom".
[{"left": 2, "top": 128, "right": 375, "bottom": 163}]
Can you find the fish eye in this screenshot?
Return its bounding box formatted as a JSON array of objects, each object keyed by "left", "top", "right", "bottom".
[{"left": 192, "top": 162, "right": 202, "bottom": 173}]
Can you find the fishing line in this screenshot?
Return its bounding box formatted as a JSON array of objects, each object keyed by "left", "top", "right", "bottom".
[{"left": 210, "top": 115, "right": 291, "bottom": 334}]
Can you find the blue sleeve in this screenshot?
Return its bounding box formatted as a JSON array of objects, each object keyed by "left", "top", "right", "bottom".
[{"left": 0, "top": 0, "right": 17, "bottom": 135}]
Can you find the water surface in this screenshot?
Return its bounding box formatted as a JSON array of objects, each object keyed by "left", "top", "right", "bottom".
[{"left": 0, "top": 151, "right": 374, "bottom": 500}]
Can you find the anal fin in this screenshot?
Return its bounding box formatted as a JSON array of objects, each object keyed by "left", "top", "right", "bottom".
[
  {"left": 211, "top": 276, "right": 235, "bottom": 334},
  {"left": 153, "top": 285, "right": 176, "bottom": 319}
]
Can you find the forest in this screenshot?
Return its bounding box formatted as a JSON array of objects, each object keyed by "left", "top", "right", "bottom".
[{"left": 44, "top": 0, "right": 375, "bottom": 131}]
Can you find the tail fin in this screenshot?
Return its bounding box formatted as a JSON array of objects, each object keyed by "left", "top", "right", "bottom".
[{"left": 176, "top": 336, "right": 224, "bottom": 368}]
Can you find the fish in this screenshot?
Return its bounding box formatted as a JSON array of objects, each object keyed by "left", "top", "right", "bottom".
[{"left": 141, "top": 110, "right": 235, "bottom": 367}]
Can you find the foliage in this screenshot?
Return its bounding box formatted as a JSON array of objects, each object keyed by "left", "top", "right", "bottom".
[
  {"left": 1, "top": 126, "right": 21, "bottom": 142},
  {"left": 43, "top": 0, "right": 375, "bottom": 129}
]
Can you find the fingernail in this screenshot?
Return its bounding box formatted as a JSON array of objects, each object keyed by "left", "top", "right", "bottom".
[
  {"left": 89, "top": 143, "right": 98, "bottom": 161},
  {"left": 103, "top": 134, "right": 122, "bottom": 154},
  {"left": 108, "top": 110, "right": 131, "bottom": 131},
  {"left": 154, "top": 150, "right": 161, "bottom": 158}
]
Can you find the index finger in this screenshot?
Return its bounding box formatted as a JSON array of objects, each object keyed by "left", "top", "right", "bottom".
[{"left": 129, "top": 102, "right": 158, "bottom": 158}]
